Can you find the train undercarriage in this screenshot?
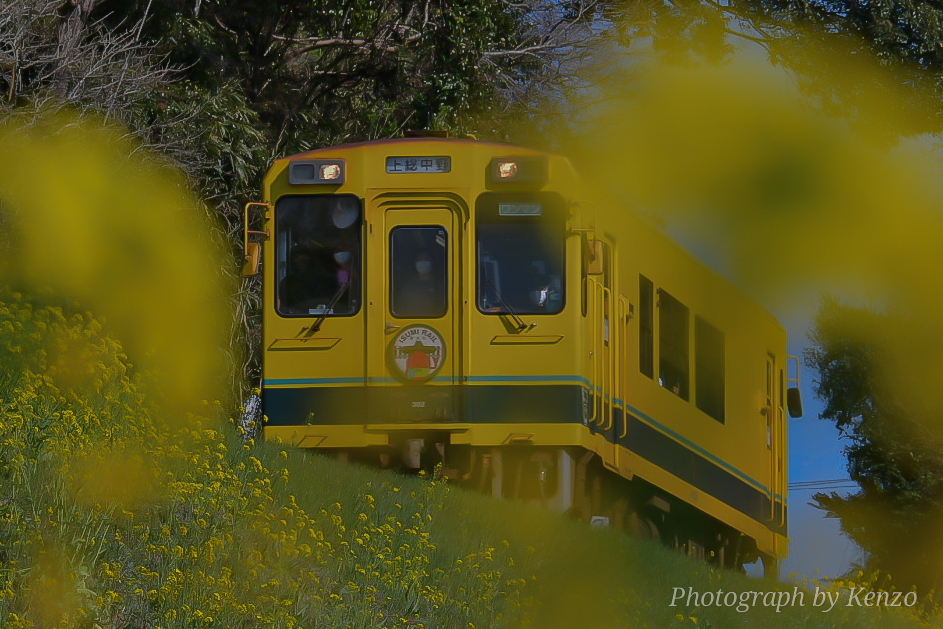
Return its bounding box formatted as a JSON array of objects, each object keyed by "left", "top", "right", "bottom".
[{"left": 322, "top": 430, "right": 774, "bottom": 577}]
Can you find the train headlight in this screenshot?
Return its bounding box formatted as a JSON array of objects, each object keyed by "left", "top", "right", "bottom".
[
  {"left": 289, "top": 159, "right": 346, "bottom": 185},
  {"left": 489, "top": 156, "right": 548, "bottom": 184},
  {"left": 496, "top": 161, "right": 518, "bottom": 178},
  {"left": 320, "top": 163, "right": 342, "bottom": 180}
]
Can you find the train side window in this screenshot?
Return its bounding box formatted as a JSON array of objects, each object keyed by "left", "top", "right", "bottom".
[
  {"left": 275, "top": 194, "right": 362, "bottom": 317},
  {"left": 695, "top": 316, "right": 725, "bottom": 423},
  {"left": 658, "top": 289, "right": 689, "bottom": 400},
  {"left": 390, "top": 226, "right": 448, "bottom": 318},
  {"left": 639, "top": 276, "right": 654, "bottom": 379}
]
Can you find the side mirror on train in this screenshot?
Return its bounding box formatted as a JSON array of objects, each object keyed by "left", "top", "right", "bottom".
[
  {"left": 242, "top": 201, "right": 271, "bottom": 277},
  {"left": 242, "top": 241, "right": 261, "bottom": 276},
  {"left": 786, "top": 387, "right": 803, "bottom": 418}
]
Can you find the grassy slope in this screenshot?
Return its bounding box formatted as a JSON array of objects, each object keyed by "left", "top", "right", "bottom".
[
  {"left": 294, "top": 452, "right": 934, "bottom": 629},
  {"left": 0, "top": 291, "right": 935, "bottom": 629}
]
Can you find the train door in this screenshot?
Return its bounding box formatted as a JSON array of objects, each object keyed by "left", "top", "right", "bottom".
[
  {"left": 366, "top": 204, "right": 461, "bottom": 422},
  {"left": 766, "top": 355, "right": 785, "bottom": 528},
  {"left": 589, "top": 240, "right": 618, "bottom": 465}
]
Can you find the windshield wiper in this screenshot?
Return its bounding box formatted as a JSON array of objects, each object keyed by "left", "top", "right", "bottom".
[
  {"left": 304, "top": 281, "right": 350, "bottom": 336},
  {"left": 485, "top": 278, "right": 531, "bottom": 332}
]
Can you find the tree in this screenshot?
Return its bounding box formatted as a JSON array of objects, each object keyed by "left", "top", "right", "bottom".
[
  {"left": 1, "top": 0, "right": 167, "bottom": 127},
  {"left": 805, "top": 297, "right": 943, "bottom": 596},
  {"left": 0, "top": 0, "right": 266, "bottom": 403},
  {"left": 589, "top": 0, "right": 943, "bottom": 141},
  {"left": 88, "top": 0, "right": 598, "bottom": 154}
]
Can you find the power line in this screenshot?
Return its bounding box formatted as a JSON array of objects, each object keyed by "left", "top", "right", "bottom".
[{"left": 788, "top": 478, "right": 857, "bottom": 491}]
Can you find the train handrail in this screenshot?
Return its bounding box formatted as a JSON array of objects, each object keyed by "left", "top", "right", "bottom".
[
  {"left": 586, "top": 276, "right": 598, "bottom": 426},
  {"left": 767, "top": 403, "right": 776, "bottom": 522},
  {"left": 787, "top": 355, "right": 801, "bottom": 388},
  {"left": 779, "top": 404, "right": 786, "bottom": 529},
  {"left": 766, "top": 357, "right": 776, "bottom": 522},
  {"left": 600, "top": 284, "right": 614, "bottom": 432},
  {"left": 618, "top": 295, "right": 630, "bottom": 440}
]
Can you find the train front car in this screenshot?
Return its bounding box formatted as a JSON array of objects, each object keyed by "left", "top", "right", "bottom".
[
  {"left": 245, "top": 135, "right": 798, "bottom": 575},
  {"left": 255, "top": 137, "right": 584, "bottom": 473}
]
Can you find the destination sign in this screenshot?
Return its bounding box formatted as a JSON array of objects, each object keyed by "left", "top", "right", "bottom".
[
  {"left": 385, "top": 156, "right": 451, "bottom": 174},
  {"left": 498, "top": 203, "right": 543, "bottom": 216}
]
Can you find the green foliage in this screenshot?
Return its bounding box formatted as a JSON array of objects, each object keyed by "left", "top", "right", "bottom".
[
  {"left": 825, "top": 0, "right": 943, "bottom": 67},
  {"left": 0, "top": 290, "right": 534, "bottom": 628},
  {"left": 805, "top": 297, "right": 943, "bottom": 597},
  {"left": 146, "top": 79, "right": 267, "bottom": 212},
  {"left": 103, "top": 0, "right": 554, "bottom": 154}
]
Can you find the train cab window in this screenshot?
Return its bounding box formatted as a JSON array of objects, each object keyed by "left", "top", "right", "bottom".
[
  {"left": 390, "top": 226, "right": 448, "bottom": 318},
  {"left": 639, "top": 276, "right": 654, "bottom": 379},
  {"left": 695, "top": 316, "right": 725, "bottom": 423},
  {"left": 658, "top": 290, "right": 689, "bottom": 400},
  {"left": 275, "top": 195, "right": 362, "bottom": 317},
  {"left": 475, "top": 192, "right": 565, "bottom": 315}
]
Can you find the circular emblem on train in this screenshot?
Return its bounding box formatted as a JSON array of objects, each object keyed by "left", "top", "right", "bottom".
[{"left": 389, "top": 324, "right": 446, "bottom": 383}]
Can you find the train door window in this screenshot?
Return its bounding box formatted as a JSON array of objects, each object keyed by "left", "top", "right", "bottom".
[
  {"left": 639, "top": 276, "right": 654, "bottom": 379},
  {"left": 476, "top": 192, "right": 565, "bottom": 315},
  {"left": 658, "top": 289, "right": 688, "bottom": 400},
  {"left": 695, "top": 316, "right": 725, "bottom": 423},
  {"left": 275, "top": 194, "right": 362, "bottom": 317},
  {"left": 390, "top": 226, "right": 448, "bottom": 318}
]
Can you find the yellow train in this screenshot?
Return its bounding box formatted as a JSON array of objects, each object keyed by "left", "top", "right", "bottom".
[{"left": 242, "top": 133, "right": 803, "bottom": 574}]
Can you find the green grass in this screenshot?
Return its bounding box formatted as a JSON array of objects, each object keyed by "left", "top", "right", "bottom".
[{"left": 0, "top": 289, "right": 938, "bottom": 629}]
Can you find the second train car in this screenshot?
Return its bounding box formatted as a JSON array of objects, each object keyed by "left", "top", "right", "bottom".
[{"left": 242, "top": 133, "right": 803, "bottom": 574}]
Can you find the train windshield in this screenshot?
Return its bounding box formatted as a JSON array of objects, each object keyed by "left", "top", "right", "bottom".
[
  {"left": 275, "top": 194, "right": 362, "bottom": 317},
  {"left": 475, "top": 192, "right": 566, "bottom": 315}
]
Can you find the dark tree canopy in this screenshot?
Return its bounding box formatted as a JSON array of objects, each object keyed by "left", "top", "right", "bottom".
[{"left": 89, "top": 0, "right": 596, "bottom": 158}]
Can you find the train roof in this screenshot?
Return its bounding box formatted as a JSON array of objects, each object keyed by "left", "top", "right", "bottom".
[{"left": 277, "top": 135, "right": 558, "bottom": 162}]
